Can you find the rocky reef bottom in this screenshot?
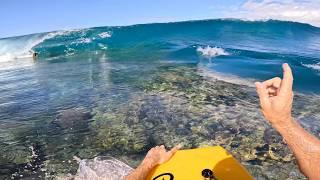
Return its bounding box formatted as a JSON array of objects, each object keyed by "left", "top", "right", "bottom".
[{"left": 1, "top": 64, "right": 319, "bottom": 179}]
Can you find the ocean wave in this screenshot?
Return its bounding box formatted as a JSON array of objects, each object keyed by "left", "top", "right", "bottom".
[
  {"left": 0, "top": 31, "right": 71, "bottom": 62},
  {"left": 302, "top": 63, "right": 320, "bottom": 71},
  {"left": 197, "top": 46, "right": 229, "bottom": 58},
  {"left": 29, "top": 29, "right": 112, "bottom": 58},
  {"left": 1, "top": 19, "right": 319, "bottom": 61}
]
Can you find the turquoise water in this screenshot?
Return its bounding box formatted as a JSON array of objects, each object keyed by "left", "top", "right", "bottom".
[
  {"left": 0, "top": 19, "right": 319, "bottom": 179},
  {"left": 32, "top": 19, "right": 320, "bottom": 93}
]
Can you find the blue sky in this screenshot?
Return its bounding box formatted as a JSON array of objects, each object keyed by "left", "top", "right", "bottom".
[{"left": 1, "top": 0, "right": 319, "bottom": 38}]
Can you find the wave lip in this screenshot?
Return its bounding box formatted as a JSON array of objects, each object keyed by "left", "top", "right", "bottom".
[{"left": 197, "top": 46, "right": 229, "bottom": 58}]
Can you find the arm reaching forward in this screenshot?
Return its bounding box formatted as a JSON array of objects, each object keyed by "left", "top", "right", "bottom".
[
  {"left": 124, "top": 145, "right": 180, "bottom": 180},
  {"left": 255, "top": 63, "right": 320, "bottom": 179}
]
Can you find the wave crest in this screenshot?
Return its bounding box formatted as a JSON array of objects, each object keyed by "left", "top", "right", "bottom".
[{"left": 197, "top": 46, "right": 229, "bottom": 58}]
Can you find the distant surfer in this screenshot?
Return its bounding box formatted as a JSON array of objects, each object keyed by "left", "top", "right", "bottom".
[
  {"left": 123, "top": 64, "right": 320, "bottom": 180},
  {"left": 32, "top": 52, "right": 38, "bottom": 60},
  {"left": 29, "top": 50, "right": 38, "bottom": 60}
]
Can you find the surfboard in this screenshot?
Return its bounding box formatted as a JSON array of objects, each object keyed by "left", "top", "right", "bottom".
[{"left": 147, "top": 146, "right": 252, "bottom": 180}]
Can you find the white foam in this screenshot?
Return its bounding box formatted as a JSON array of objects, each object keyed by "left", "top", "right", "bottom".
[
  {"left": 58, "top": 156, "right": 133, "bottom": 180},
  {"left": 197, "top": 46, "right": 229, "bottom": 58},
  {"left": 98, "top": 32, "right": 111, "bottom": 39},
  {"left": 302, "top": 62, "right": 320, "bottom": 71}
]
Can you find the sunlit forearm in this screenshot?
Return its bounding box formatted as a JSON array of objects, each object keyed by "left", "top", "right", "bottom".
[{"left": 274, "top": 117, "right": 320, "bottom": 179}]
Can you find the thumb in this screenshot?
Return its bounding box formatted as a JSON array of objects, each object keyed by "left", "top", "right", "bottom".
[{"left": 255, "top": 82, "right": 271, "bottom": 109}]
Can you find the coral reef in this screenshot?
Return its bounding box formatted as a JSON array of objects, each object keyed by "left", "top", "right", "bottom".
[{"left": 1, "top": 64, "right": 318, "bottom": 179}]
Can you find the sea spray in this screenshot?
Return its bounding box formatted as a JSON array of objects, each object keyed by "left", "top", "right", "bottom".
[{"left": 197, "top": 46, "right": 229, "bottom": 58}]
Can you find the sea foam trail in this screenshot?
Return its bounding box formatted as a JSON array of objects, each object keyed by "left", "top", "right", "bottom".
[{"left": 197, "top": 46, "right": 229, "bottom": 58}]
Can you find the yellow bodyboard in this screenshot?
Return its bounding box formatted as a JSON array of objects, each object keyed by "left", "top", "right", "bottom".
[{"left": 147, "top": 146, "right": 252, "bottom": 180}]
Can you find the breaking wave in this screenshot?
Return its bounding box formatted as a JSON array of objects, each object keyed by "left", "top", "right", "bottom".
[
  {"left": 0, "top": 31, "right": 68, "bottom": 62},
  {"left": 0, "top": 30, "right": 112, "bottom": 62}
]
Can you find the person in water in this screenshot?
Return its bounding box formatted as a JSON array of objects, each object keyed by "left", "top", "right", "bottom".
[
  {"left": 32, "top": 52, "right": 38, "bottom": 60},
  {"left": 124, "top": 63, "right": 320, "bottom": 180}
]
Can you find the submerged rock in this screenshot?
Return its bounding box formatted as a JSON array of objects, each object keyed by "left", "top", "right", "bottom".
[{"left": 52, "top": 108, "right": 93, "bottom": 130}]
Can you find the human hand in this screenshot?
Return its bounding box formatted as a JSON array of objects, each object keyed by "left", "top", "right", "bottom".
[
  {"left": 142, "top": 145, "right": 181, "bottom": 166},
  {"left": 255, "top": 63, "right": 294, "bottom": 128}
]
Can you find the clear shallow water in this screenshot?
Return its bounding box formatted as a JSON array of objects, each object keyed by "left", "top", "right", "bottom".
[{"left": 0, "top": 19, "right": 320, "bottom": 179}]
